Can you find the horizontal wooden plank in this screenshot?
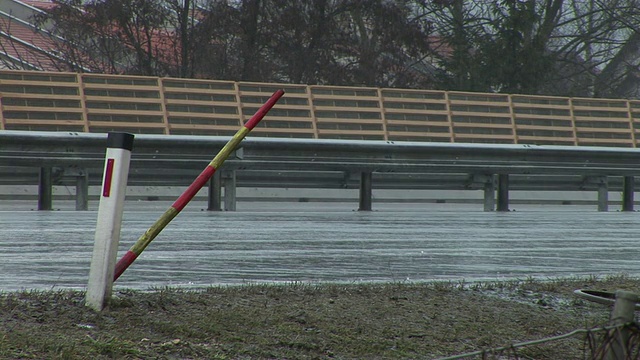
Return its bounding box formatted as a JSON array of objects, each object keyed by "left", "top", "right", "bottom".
[
  {"left": 450, "top": 111, "right": 512, "bottom": 118},
  {"left": 383, "top": 108, "right": 449, "bottom": 115},
  {"left": 449, "top": 99, "right": 509, "bottom": 108},
  {"left": 515, "top": 125, "right": 574, "bottom": 131},
  {"left": 317, "top": 129, "right": 384, "bottom": 135},
  {"left": 511, "top": 103, "right": 571, "bottom": 110},
  {"left": 260, "top": 104, "right": 313, "bottom": 111},
  {"left": 452, "top": 122, "right": 513, "bottom": 129},
  {"left": 86, "top": 109, "right": 165, "bottom": 116},
  {"left": 453, "top": 133, "right": 515, "bottom": 140},
  {"left": 163, "top": 99, "right": 239, "bottom": 107},
  {"left": 259, "top": 116, "right": 314, "bottom": 122},
  {"left": 573, "top": 116, "right": 630, "bottom": 122},
  {"left": 168, "top": 124, "right": 240, "bottom": 131},
  {"left": 312, "top": 106, "right": 381, "bottom": 113},
  {"left": 575, "top": 127, "right": 631, "bottom": 133},
  {"left": 511, "top": 93, "right": 570, "bottom": 101},
  {"left": 4, "top": 119, "right": 84, "bottom": 125},
  {"left": 251, "top": 127, "right": 315, "bottom": 134},
  {"left": 88, "top": 121, "right": 165, "bottom": 128},
  {"left": 315, "top": 118, "right": 383, "bottom": 124},
  {"left": 311, "top": 94, "right": 380, "bottom": 102},
  {"left": 1, "top": 106, "right": 83, "bottom": 113},
  {"left": 577, "top": 138, "right": 633, "bottom": 144},
  {"left": 382, "top": 88, "right": 445, "bottom": 96},
  {"left": 517, "top": 135, "right": 575, "bottom": 142},
  {"left": 0, "top": 93, "right": 81, "bottom": 100},
  {"left": 0, "top": 80, "right": 79, "bottom": 87},
  {"left": 239, "top": 88, "right": 309, "bottom": 96},
  {"left": 382, "top": 97, "right": 447, "bottom": 105},
  {"left": 448, "top": 91, "right": 508, "bottom": 99},
  {"left": 513, "top": 113, "right": 572, "bottom": 121},
  {"left": 166, "top": 112, "right": 240, "bottom": 120},
  {"left": 571, "top": 105, "right": 629, "bottom": 112},
  {"left": 82, "top": 73, "right": 160, "bottom": 81},
  {"left": 385, "top": 120, "right": 450, "bottom": 127},
  {"left": 84, "top": 96, "right": 163, "bottom": 104},
  {"left": 162, "top": 87, "right": 237, "bottom": 95},
  {"left": 82, "top": 83, "right": 160, "bottom": 92},
  {"left": 388, "top": 131, "right": 450, "bottom": 137}
]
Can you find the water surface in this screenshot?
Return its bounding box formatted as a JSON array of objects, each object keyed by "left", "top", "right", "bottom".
[{"left": 1, "top": 201, "right": 639, "bottom": 291}]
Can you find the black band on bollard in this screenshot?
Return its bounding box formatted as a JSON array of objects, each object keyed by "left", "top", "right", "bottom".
[{"left": 106, "top": 132, "right": 135, "bottom": 151}]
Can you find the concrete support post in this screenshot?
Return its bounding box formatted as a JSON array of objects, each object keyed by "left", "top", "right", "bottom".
[
  {"left": 75, "top": 172, "right": 89, "bottom": 211},
  {"left": 622, "top": 176, "right": 635, "bottom": 211},
  {"left": 597, "top": 176, "right": 609, "bottom": 212},
  {"left": 207, "top": 171, "right": 222, "bottom": 211},
  {"left": 86, "top": 132, "right": 134, "bottom": 311},
  {"left": 496, "top": 174, "right": 509, "bottom": 212},
  {"left": 483, "top": 175, "right": 495, "bottom": 212},
  {"left": 38, "top": 167, "right": 52, "bottom": 211},
  {"left": 605, "top": 290, "right": 639, "bottom": 360},
  {"left": 358, "top": 171, "right": 372, "bottom": 211},
  {"left": 223, "top": 170, "right": 237, "bottom": 211}
]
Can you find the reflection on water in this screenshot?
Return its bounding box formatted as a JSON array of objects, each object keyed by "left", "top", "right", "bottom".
[{"left": 1, "top": 201, "right": 639, "bottom": 291}]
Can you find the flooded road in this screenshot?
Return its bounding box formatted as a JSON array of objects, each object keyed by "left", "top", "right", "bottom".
[{"left": 2, "top": 201, "right": 640, "bottom": 291}]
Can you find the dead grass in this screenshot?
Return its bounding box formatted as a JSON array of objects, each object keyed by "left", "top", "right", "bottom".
[{"left": 1, "top": 274, "right": 639, "bottom": 359}]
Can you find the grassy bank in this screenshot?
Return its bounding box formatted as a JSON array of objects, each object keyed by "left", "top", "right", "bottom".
[{"left": 1, "top": 274, "right": 639, "bottom": 359}]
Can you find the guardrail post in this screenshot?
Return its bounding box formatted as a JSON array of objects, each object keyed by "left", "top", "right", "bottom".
[
  {"left": 605, "top": 290, "right": 638, "bottom": 360},
  {"left": 597, "top": 176, "right": 608, "bottom": 212},
  {"left": 207, "top": 170, "right": 222, "bottom": 211},
  {"left": 358, "top": 171, "right": 372, "bottom": 211},
  {"left": 496, "top": 174, "right": 509, "bottom": 212},
  {"left": 622, "top": 176, "right": 635, "bottom": 211},
  {"left": 223, "top": 170, "right": 237, "bottom": 211},
  {"left": 483, "top": 175, "right": 495, "bottom": 212},
  {"left": 75, "top": 170, "right": 89, "bottom": 211},
  {"left": 37, "top": 167, "right": 52, "bottom": 210},
  {"left": 86, "top": 132, "right": 134, "bottom": 311}
]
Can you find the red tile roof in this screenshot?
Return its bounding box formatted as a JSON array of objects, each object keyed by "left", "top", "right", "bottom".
[
  {"left": 0, "top": 11, "right": 72, "bottom": 70},
  {"left": 16, "top": 0, "right": 57, "bottom": 11}
]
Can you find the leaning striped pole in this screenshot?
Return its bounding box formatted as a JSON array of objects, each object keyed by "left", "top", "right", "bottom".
[{"left": 114, "top": 89, "right": 285, "bottom": 281}]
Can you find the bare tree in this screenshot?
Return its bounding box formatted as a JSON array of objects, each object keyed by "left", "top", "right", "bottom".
[
  {"left": 421, "top": 0, "right": 640, "bottom": 98},
  {"left": 30, "top": 0, "right": 202, "bottom": 77}
]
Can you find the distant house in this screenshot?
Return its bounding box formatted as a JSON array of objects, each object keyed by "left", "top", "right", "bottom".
[
  {"left": 0, "top": 0, "right": 193, "bottom": 76},
  {"left": 0, "top": 0, "right": 73, "bottom": 71}
]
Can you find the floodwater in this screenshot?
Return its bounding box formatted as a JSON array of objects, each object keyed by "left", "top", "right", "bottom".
[{"left": 2, "top": 201, "right": 640, "bottom": 291}]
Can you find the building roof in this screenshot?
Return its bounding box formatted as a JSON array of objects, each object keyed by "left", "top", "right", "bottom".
[
  {"left": 0, "top": 10, "right": 65, "bottom": 71},
  {"left": 18, "top": 0, "right": 57, "bottom": 11}
]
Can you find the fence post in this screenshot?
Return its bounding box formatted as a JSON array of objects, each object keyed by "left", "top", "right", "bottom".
[
  {"left": 208, "top": 171, "right": 222, "bottom": 211},
  {"left": 483, "top": 174, "right": 495, "bottom": 212},
  {"left": 496, "top": 174, "right": 509, "bottom": 212},
  {"left": 223, "top": 170, "right": 237, "bottom": 211},
  {"left": 86, "top": 132, "right": 134, "bottom": 311},
  {"left": 75, "top": 169, "right": 89, "bottom": 211},
  {"left": 622, "top": 176, "right": 635, "bottom": 211},
  {"left": 605, "top": 290, "right": 638, "bottom": 360},
  {"left": 597, "top": 176, "right": 609, "bottom": 212},
  {"left": 358, "top": 171, "right": 372, "bottom": 211},
  {"left": 38, "top": 167, "right": 52, "bottom": 210}
]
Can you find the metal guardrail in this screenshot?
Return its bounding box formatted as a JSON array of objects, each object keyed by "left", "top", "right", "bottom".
[
  {"left": 1, "top": 130, "right": 640, "bottom": 211},
  {"left": 3, "top": 130, "right": 640, "bottom": 175}
]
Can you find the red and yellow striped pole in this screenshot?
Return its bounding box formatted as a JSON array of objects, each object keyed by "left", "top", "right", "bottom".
[{"left": 113, "top": 89, "right": 285, "bottom": 281}]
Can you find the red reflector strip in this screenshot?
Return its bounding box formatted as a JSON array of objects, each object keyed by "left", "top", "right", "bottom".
[{"left": 102, "top": 158, "right": 115, "bottom": 197}]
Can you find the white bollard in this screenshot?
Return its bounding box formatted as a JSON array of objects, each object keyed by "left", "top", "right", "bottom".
[{"left": 86, "top": 132, "right": 134, "bottom": 311}]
